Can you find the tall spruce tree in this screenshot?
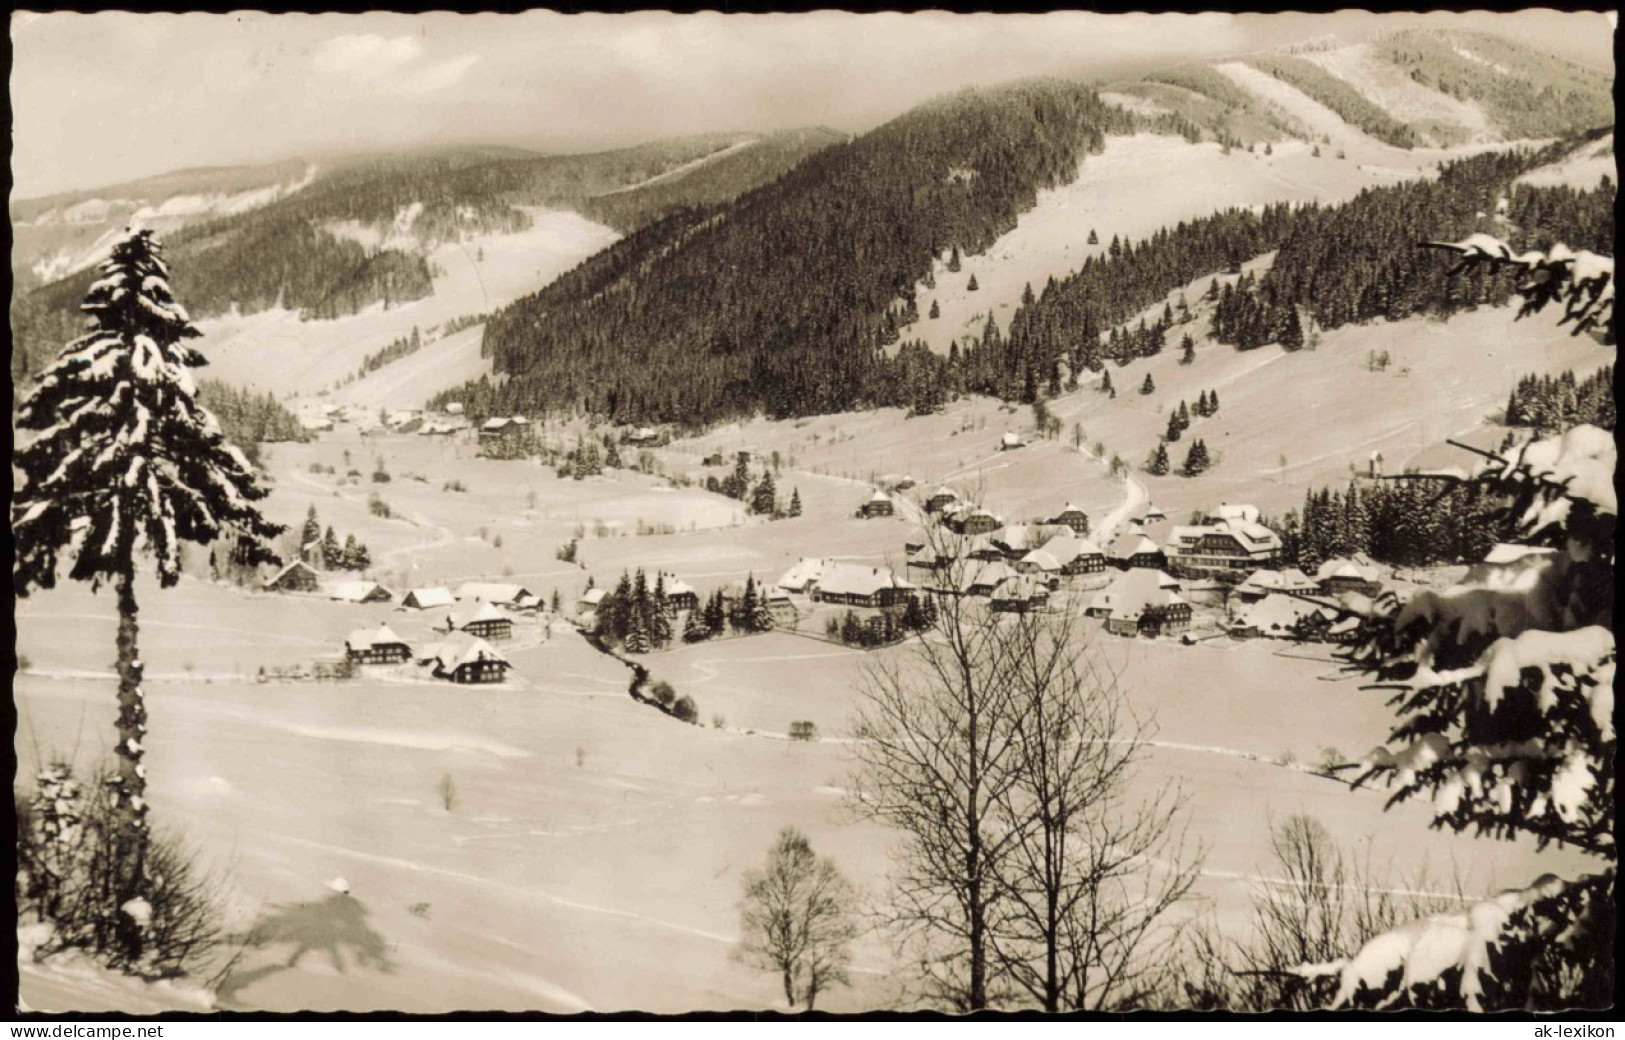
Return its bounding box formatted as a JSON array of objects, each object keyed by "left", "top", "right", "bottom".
[
  {"left": 1139, "top": 373, "right": 1156, "bottom": 396},
  {"left": 789, "top": 487, "right": 803, "bottom": 517},
  {"left": 1146, "top": 442, "right": 1171, "bottom": 476},
  {"left": 12, "top": 227, "right": 282, "bottom": 966}
]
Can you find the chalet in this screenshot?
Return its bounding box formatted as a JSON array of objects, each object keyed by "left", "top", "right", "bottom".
[
  {"left": 1166, "top": 504, "right": 1281, "bottom": 571},
  {"left": 441, "top": 601, "right": 513, "bottom": 641},
  {"left": 924, "top": 486, "right": 961, "bottom": 513},
  {"left": 857, "top": 490, "right": 896, "bottom": 519},
  {"left": 263, "top": 560, "right": 320, "bottom": 593},
  {"left": 627, "top": 426, "right": 661, "bottom": 446},
  {"left": 577, "top": 587, "right": 606, "bottom": 622},
  {"left": 456, "top": 582, "right": 537, "bottom": 610},
  {"left": 1093, "top": 570, "right": 1192, "bottom": 638},
  {"left": 777, "top": 557, "right": 830, "bottom": 594},
  {"left": 1048, "top": 503, "right": 1091, "bottom": 536},
  {"left": 961, "top": 560, "right": 1020, "bottom": 598},
  {"left": 401, "top": 586, "right": 456, "bottom": 611},
  {"left": 1106, "top": 531, "right": 1167, "bottom": 571},
  {"left": 1039, "top": 535, "right": 1107, "bottom": 575},
  {"left": 959, "top": 508, "right": 1003, "bottom": 537},
  {"left": 1230, "top": 594, "right": 1339, "bottom": 641},
  {"left": 1315, "top": 556, "right": 1385, "bottom": 597},
  {"left": 659, "top": 575, "right": 700, "bottom": 613},
  {"left": 1015, "top": 548, "right": 1063, "bottom": 581},
  {"left": 990, "top": 575, "right": 1050, "bottom": 613},
  {"left": 1087, "top": 568, "right": 1182, "bottom": 618},
  {"left": 327, "top": 580, "right": 393, "bottom": 604},
  {"left": 1233, "top": 567, "right": 1319, "bottom": 603},
  {"left": 810, "top": 565, "right": 916, "bottom": 609},
  {"left": 999, "top": 431, "right": 1026, "bottom": 451},
  {"left": 344, "top": 624, "right": 413, "bottom": 665},
  {"left": 425, "top": 633, "right": 510, "bottom": 684},
  {"left": 479, "top": 416, "right": 532, "bottom": 448}
]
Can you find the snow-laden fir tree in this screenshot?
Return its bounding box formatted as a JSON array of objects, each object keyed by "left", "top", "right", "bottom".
[
  {"left": 12, "top": 227, "right": 282, "bottom": 967},
  {"left": 1298, "top": 236, "right": 1615, "bottom": 1011},
  {"left": 749, "top": 578, "right": 777, "bottom": 632}
]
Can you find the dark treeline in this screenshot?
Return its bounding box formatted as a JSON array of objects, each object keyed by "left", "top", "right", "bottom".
[
  {"left": 442, "top": 80, "right": 1138, "bottom": 424},
  {"left": 357, "top": 328, "right": 423, "bottom": 380},
  {"left": 1504, "top": 365, "right": 1615, "bottom": 434},
  {"left": 1244, "top": 55, "right": 1422, "bottom": 149},
  {"left": 1267, "top": 478, "right": 1509, "bottom": 572},
  {"left": 193, "top": 380, "right": 307, "bottom": 467}
]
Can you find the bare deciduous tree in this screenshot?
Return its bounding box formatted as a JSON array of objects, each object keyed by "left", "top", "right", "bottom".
[{"left": 737, "top": 826, "right": 859, "bottom": 1010}]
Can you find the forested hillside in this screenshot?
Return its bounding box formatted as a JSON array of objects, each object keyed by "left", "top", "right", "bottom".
[{"left": 441, "top": 81, "right": 1137, "bottom": 424}]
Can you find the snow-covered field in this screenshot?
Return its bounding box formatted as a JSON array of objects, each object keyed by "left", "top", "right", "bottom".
[
  {"left": 193, "top": 207, "right": 620, "bottom": 405},
  {"left": 1300, "top": 43, "right": 1493, "bottom": 143},
  {"left": 1516, "top": 133, "right": 1616, "bottom": 190}
]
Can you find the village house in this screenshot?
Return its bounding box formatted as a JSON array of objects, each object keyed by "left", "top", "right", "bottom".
[
  {"left": 1165, "top": 503, "right": 1282, "bottom": 572},
  {"left": 456, "top": 582, "right": 538, "bottom": 610},
  {"left": 1039, "top": 534, "right": 1107, "bottom": 576},
  {"left": 999, "top": 431, "right": 1026, "bottom": 451},
  {"left": 1141, "top": 503, "right": 1168, "bottom": 524},
  {"left": 659, "top": 575, "right": 700, "bottom": 614},
  {"left": 1015, "top": 547, "right": 1063, "bottom": 584},
  {"left": 576, "top": 587, "right": 607, "bottom": 624},
  {"left": 857, "top": 489, "right": 896, "bottom": 519},
  {"left": 327, "top": 580, "right": 393, "bottom": 604},
  {"left": 263, "top": 560, "right": 320, "bottom": 593},
  {"left": 1091, "top": 569, "right": 1192, "bottom": 638},
  {"left": 441, "top": 601, "right": 514, "bottom": 641},
  {"left": 809, "top": 565, "right": 916, "bottom": 609},
  {"left": 1048, "top": 503, "right": 1091, "bottom": 536},
  {"left": 1315, "top": 555, "right": 1385, "bottom": 597},
  {"left": 344, "top": 624, "right": 414, "bottom": 665},
  {"left": 990, "top": 574, "right": 1050, "bottom": 613},
  {"left": 424, "top": 633, "right": 510, "bottom": 684},
  {"left": 959, "top": 559, "right": 1020, "bottom": 598},
  {"left": 401, "top": 586, "right": 456, "bottom": 611},
  {"left": 1106, "top": 531, "right": 1167, "bottom": 571},
  {"left": 963, "top": 535, "right": 1007, "bottom": 562},
  {"left": 479, "top": 416, "right": 532, "bottom": 450},
  {"left": 1233, "top": 567, "right": 1320, "bottom": 603},
  {"left": 1230, "top": 593, "right": 1339, "bottom": 641},
  {"left": 959, "top": 508, "right": 1003, "bottom": 537},
  {"left": 924, "top": 486, "right": 961, "bottom": 513}
]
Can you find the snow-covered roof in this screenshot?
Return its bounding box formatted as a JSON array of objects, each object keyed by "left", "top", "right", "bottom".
[
  {"left": 961, "top": 560, "right": 1019, "bottom": 592},
  {"left": 660, "top": 575, "right": 697, "bottom": 597},
  {"left": 263, "top": 560, "right": 318, "bottom": 587},
  {"left": 814, "top": 564, "right": 913, "bottom": 598},
  {"left": 481, "top": 417, "right": 512, "bottom": 432},
  {"left": 867, "top": 489, "right": 892, "bottom": 503},
  {"left": 403, "top": 586, "right": 456, "bottom": 609},
  {"left": 1091, "top": 569, "right": 1186, "bottom": 616},
  {"left": 993, "top": 575, "right": 1050, "bottom": 602},
  {"left": 456, "top": 582, "right": 531, "bottom": 604},
  {"left": 1315, "top": 557, "right": 1382, "bottom": 582},
  {"left": 1237, "top": 568, "right": 1318, "bottom": 595},
  {"left": 430, "top": 632, "right": 509, "bottom": 671},
  {"left": 1107, "top": 532, "right": 1161, "bottom": 560},
  {"left": 1052, "top": 503, "right": 1088, "bottom": 520},
  {"left": 1039, "top": 534, "right": 1102, "bottom": 565},
  {"left": 346, "top": 624, "right": 409, "bottom": 652},
  {"left": 778, "top": 557, "right": 831, "bottom": 592},
  {"left": 1001, "top": 432, "right": 1024, "bottom": 446},
  {"left": 1213, "top": 503, "right": 1261, "bottom": 524},
  {"left": 1019, "top": 548, "right": 1061, "bottom": 572},
  {"left": 578, "top": 587, "right": 607, "bottom": 606},
  {"left": 447, "top": 601, "right": 509, "bottom": 629},
  {"left": 444, "top": 402, "right": 465, "bottom": 414},
  {"left": 1231, "top": 593, "right": 1336, "bottom": 635},
  {"left": 327, "top": 580, "right": 392, "bottom": 603},
  {"left": 929, "top": 485, "right": 961, "bottom": 500}
]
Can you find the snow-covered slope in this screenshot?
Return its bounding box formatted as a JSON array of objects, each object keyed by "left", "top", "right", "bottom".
[{"left": 1516, "top": 133, "right": 1616, "bottom": 190}]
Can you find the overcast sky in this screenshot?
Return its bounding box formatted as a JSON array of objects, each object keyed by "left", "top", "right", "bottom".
[{"left": 10, "top": 9, "right": 1616, "bottom": 199}]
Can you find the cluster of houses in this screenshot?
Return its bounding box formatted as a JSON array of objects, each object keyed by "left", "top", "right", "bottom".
[{"left": 326, "top": 581, "right": 550, "bottom": 684}]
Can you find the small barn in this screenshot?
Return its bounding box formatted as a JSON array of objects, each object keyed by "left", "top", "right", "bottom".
[
  {"left": 443, "top": 601, "right": 514, "bottom": 641},
  {"left": 401, "top": 587, "right": 456, "bottom": 611},
  {"left": 264, "top": 560, "right": 320, "bottom": 594},
  {"left": 345, "top": 624, "right": 413, "bottom": 665},
  {"left": 426, "top": 633, "right": 510, "bottom": 684},
  {"left": 456, "top": 582, "right": 537, "bottom": 610}
]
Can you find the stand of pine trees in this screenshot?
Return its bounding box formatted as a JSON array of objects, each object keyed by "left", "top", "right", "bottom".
[
  {"left": 1265, "top": 478, "right": 1508, "bottom": 572},
  {"left": 194, "top": 380, "right": 307, "bottom": 467},
  {"left": 1504, "top": 365, "right": 1614, "bottom": 434},
  {"left": 357, "top": 327, "right": 423, "bottom": 380}
]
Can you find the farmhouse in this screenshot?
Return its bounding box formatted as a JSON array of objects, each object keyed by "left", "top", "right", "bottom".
[
  {"left": 344, "top": 624, "right": 413, "bottom": 665},
  {"left": 1040, "top": 535, "right": 1107, "bottom": 575},
  {"left": 577, "top": 587, "right": 607, "bottom": 622},
  {"left": 1233, "top": 567, "right": 1319, "bottom": 603},
  {"left": 1166, "top": 504, "right": 1282, "bottom": 571},
  {"left": 960, "top": 560, "right": 1020, "bottom": 598},
  {"left": 1087, "top": 568, "right": 1182, "bottom": 618},
  {"left": 456, "top": 582, "right": 537, "bottom": 610},
  {"left": 989, "top": 525, "right": 1039, "bottom": 559},
  {"left": 442, "top": 601, "right": 514, "bottom": 641},
  {"left": 659, "top": 575, "right": 700, "bottom": 613},
  {"left": 479, "top": 416, "right": 532, "bottom": 449},
  {"left": 425, "top": 633, "right": 510, "bottom": 684},
  {"left": 990, "top": 575, "right": 1050, "bottom": 613},
  {"left": 401, "top": 587, "right": 456, "bottom": 611},
  {"left": 999, "top": 431, "right": 1026, "bottom": 451},
  {"left": 1106, "top": 531, "right": 1167, "bottom": 571},
  {"left": 857, "top": 490, "right": 896, "bottom": 518},
  {"left": 1315, "top": 556, "right": 1385, "bottom": 597},
  {"left": 327, "top": 580, "right": 393, "bottom": 604},
  {"left": 263, "top": 560, "right": 320, "bottom": 593},
  {"left": 1230, "top": 594, "right": 1339, "bottom": 641},
  {"left": 924, "top": 486, "right": 961, "bottom": 513},
  {"left": 963, "top": 535, "right": 1007, "bottom": 562},
  {"left": 1092, "top": 570, "right": 1192, "bottom": 638},
  {"left": 1015, "top": 548, "right": 1062, "bottom": 582},
  {"left": 1049, "top": 503, "right": 1091, "bottom": 535},
  {"left": 810, "top": 565, "right": 915, "bottom": 608}
]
